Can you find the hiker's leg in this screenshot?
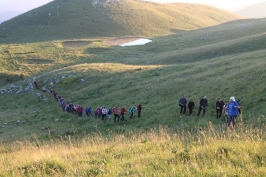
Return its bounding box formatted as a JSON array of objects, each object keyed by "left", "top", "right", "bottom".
[
  {"left": 203, "top": 107, "right": 206, "bottom": 116},
  {"left": 198, "top": 106, "right": 202, "bottom": 116}
]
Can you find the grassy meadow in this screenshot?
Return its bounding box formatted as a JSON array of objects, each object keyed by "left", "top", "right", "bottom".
[{"left": 0, "top": 0, "right": 266, "bottom": 175}]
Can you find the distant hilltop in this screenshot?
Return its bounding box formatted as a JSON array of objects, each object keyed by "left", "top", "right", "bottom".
[
  {"left": 0, "top": 0, "right": 242, "bottom": 43},
  {"left": 235, "top": 1, "right": 266, "bottom": 18}
]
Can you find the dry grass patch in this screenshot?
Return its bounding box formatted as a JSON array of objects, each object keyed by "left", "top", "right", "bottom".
[
  {"left": 62, "top": 41, "right": 92, "bottom": 48},
  {"left": 48, "top": 63, "right": 163, "bottom": 74}
]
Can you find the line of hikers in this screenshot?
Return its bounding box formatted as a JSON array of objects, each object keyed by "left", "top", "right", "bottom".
[
  {"left": 50, "top": 90, "right": 142, "bottom": 122},
  {"left": 178, "top": 95, "right": 241, "bottom": 127}
]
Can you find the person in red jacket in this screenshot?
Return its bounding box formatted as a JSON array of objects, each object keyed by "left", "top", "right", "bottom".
[
  {"left": 77, "top": 105, "right": 83, "bottom": 117},
  {"left": 113, "top": 107, "right": 120, "bottom": 122},
  {"left": 120, "top": 106, "right": 127, "bottom": 121}
]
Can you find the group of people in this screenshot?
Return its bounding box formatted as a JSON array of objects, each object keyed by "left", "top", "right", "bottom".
[
  {"left": 178, "top": 95, "right": 241, "bottom": 127},
  {"left": 49, "top": 90, "right": 142, "bottom": 122}
]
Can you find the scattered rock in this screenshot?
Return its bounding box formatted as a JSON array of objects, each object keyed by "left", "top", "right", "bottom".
[
  {"left": 16, "top": 89, "right": 23, "bottom": 94},
  {"left": 15, "top": 120, "right": 21, "bottom": 125},
  {"left": 9, "top": 84, "right": 16, "bottom": 90},
  {"left": 55, "top": 118, "right": 60, "bottom": 122},
  {"left": 36, "top": 93, "right": 41, "bottom": 97}
]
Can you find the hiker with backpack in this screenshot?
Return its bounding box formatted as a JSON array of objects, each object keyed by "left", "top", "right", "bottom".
[
  {"left": 223, "top": 100, "right": 230, "bottom": 123},
  {"left": 137, "top": 104, "right": 142, "bottom": 118},
  {"left": 227, "top": 97, "right": 240, "bottom": 127},
  {"left": 59, "top": 98, "right": 65, "bottom": 111},
  {"left": 99, "top": 107, "right": 102, "bottom": 118},
  {"left": 187, "top": 99, "right": 195, "bottom": 116},
  {"left": 66, "top": 103, "right": 72, "bottom": 113},
  {"left": 129, "top": 106, "right": 136, "bottom": 118},
  {"left": 216, "top": 97, "right": 225, "bottom": 119},
  {"left": 86, "top": 106, "right": 92, "bottom": 117},
  {"left": 107, "top": 108, "right": 112, "bottom": 120},
  {"left": 113, "top": 106, "right": 120, "bottom": 122},
  {"left": 120, "top": 106, "right": 127, "bottom": 121},
  {"left": 77, "top": 105, "right": 83, "bottom": 117},
  {"left": 179, "top": 95, "right": 187, "bottom": 115},
  {"left": 33, "top": 78, "right": 39, "bottom": 89},
  {"left": 198, "top": 96, "right": 208, "bottom": 117},
  {"left": 101, "top": 106, "right": 107, "bottom": 121},
  {"left": 237, "top": 100, "right": 242, "bottom": 114}
]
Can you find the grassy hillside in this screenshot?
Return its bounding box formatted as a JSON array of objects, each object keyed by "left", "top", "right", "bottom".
[
  {"left": 0, "top": 18, "right": 266, "bottom": 142},
  {"left": 0, "top": 0, "right": 241, "bottom": 43},
  {"left": 0, "top": 6, "right": 266, "bottom": 177}
]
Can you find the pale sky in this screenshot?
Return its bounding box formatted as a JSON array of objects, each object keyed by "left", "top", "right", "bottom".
[
  {"left": 147, "top": 0, "right": 266, "bottom": 10},
  {"left": 0, "top": 0, "right": 265, "bottom": 12}
]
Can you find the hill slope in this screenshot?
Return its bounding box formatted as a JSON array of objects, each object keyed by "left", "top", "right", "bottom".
[
  {"left": 0, "top": 0, "right": 241, "bottom": 43},
  {"left": 235, "top": 1, "right": 266, "bottom": 18},
  {"left": 0, "top": 18, "right": 266, "bottom": 141}
]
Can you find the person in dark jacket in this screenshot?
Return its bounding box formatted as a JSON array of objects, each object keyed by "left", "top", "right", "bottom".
[
  {"left": 216, "top": 97, "right": 225, "bottom": 119},
  {"left": 198, "top": 96, "right": 208, "bottom": 117},
  {"left": 33, "top": 78, "right": 39, "bottom": 89},
  {"left": 137, "top": 104, "right": 142, "bottom": 118},
  {"left": 237, "top": 100, "right": 242, "bottom": 114},
  {"left": 187, "top": 99, "right": 195, "bottom": 116},
  {"left": 179, "top": 95, "right": 187, "bottom": 115}
]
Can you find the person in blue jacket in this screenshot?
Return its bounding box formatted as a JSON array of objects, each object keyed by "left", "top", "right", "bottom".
[
  {"left": 227, "top": 96, "right": 240, "bottom": 127},
  {"left": 129, "top": 106, "right": 136, "bottom": 119}
]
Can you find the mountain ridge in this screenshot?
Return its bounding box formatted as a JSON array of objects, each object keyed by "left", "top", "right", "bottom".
[
  {"left": 235, "top": 1, "right": 266, "bottom": 18},
  {"left": 0, "top": 0, "right": 242, "bottom": 43}
]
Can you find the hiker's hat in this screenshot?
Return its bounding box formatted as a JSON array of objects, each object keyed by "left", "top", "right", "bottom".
[{"left": 230, "top": 96, "right": 235, "bottom": 101}]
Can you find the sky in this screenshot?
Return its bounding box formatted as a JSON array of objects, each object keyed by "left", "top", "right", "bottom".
[
  {"left": 0, "top": 0, "right": 265, "bottom": 13},
  {"left": 147, "top": 0, "right": 266, "bottom": 10}
]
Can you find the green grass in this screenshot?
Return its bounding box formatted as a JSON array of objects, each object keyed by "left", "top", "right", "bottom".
[
  {"left": 0, "top": 0, "right": 241, "bottom": 43},
  {"left": 0, "top": 18, "right": 266, "bottom": 142},
  {"left": 1, "top": 125, "right": 266, "bottom": 176},
  {"left": 0, "top": 4, "right": 265, "bottom": 175}
]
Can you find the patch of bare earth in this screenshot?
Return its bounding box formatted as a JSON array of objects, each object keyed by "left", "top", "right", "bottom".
[
  {"left": 62, "top": 41, "right": 92, "bottom": 48},
  {"left": 105, "top": 37, "right": 142, "bottom": 46}
]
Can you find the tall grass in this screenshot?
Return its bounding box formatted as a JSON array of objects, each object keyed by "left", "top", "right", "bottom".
[{"left": 0, "top": 124, "right": 266, "bottom": 176}]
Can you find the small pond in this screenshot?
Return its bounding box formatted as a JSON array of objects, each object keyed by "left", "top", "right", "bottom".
[{"left": 120, "top": 38, "right": 152, "bottom": 47}]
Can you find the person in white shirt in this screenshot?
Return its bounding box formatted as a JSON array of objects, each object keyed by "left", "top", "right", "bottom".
[{"left": 102, "top": 107, "right": 107, "bottom": 121}]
